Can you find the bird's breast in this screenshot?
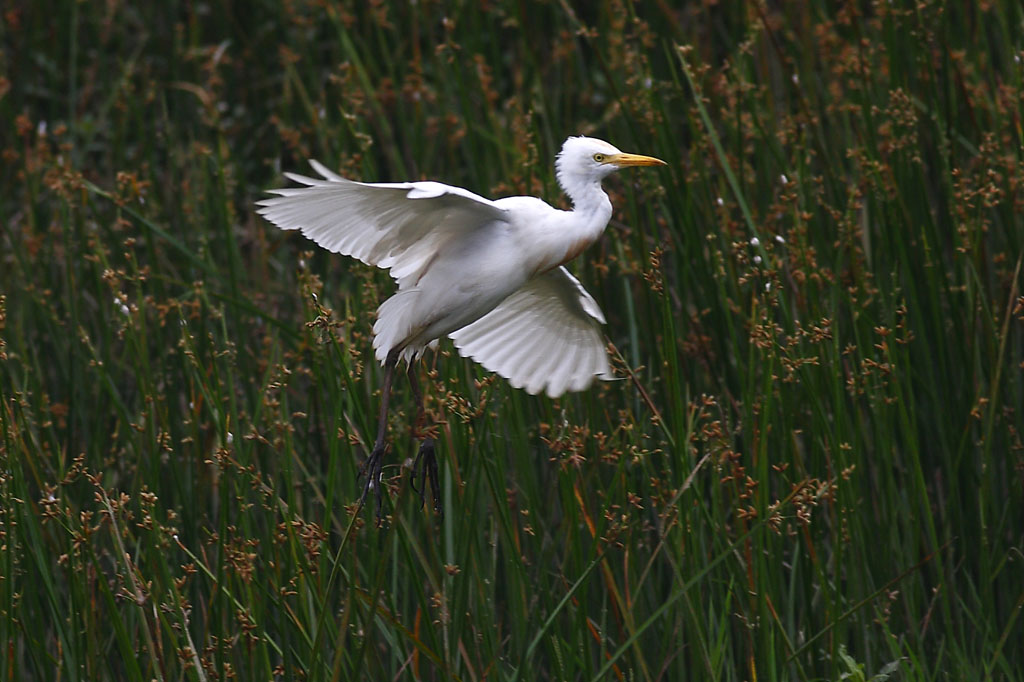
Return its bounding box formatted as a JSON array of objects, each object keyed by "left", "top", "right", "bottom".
[{"left": 556, "top": 235, "right": 594, "bottom": 267}]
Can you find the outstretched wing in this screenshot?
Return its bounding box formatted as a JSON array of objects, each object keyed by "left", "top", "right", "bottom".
[
  {"left": 256, "top": 161, "right": 509, "bottom": 286},
  {"left": 449, "top": 267, "right": 612, "bottom": 398}
]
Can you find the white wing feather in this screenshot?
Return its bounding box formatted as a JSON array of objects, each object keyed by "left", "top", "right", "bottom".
[
  {"left": 449, "top": 267, "right": 611, "bottom": 397},
  {"left": 256, "top": 161, "right": 509, "bottom": 287}
]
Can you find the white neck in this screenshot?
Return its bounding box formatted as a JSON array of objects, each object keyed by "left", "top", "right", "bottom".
[
  {"left": 559, "top": 173, "right": 613, "bottom": 229},
  {"left": 526, "top": 176, "right": 612, "bottom": 274}
]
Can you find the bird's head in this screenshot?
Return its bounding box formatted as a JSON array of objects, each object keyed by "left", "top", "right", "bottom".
[{"left": 555, "top": 136, "right": 666, "bottom": 202}]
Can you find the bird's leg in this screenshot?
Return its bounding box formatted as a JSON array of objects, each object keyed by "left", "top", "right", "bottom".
[
  {"left": 407, "top": 364, "right": 443, "bottom": 517},
  {"left": 359, "top": 349, "right": 399, "bottom": 525}
]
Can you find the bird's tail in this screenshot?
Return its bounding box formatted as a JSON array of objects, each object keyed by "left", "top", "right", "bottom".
[{"left": 372, "top": 290, "right": 423, "bottom": 365}]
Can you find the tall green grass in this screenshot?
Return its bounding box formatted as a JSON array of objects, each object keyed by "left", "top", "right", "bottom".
[{"left": 2, "top": 1, "right": 1022, "bottom": 679}]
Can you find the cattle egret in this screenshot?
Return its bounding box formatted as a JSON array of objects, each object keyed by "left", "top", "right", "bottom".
[{"left": 257, "top": 136, "right": 666, "bottom": 521}]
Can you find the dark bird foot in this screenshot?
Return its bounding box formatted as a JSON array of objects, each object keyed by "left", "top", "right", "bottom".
[
  {"left": 410, "top": 438, "right": 443, "bottom": 518},
  {"left": 359, "top": 443, "right": 387, "bottom": 526}
]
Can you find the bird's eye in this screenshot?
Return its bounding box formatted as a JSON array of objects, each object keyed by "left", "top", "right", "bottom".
[{"left": 593, "top": 153, "right": 606, "bottom": 162}]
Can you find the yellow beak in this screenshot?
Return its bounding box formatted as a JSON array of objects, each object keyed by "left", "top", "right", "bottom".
[{"left": 607, "top": 152, "right": 668, "bottom": 168}]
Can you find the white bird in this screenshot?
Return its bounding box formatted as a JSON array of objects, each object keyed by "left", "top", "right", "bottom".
[{"left": 257, "top": 136, "right": 666, "bottom": 520}]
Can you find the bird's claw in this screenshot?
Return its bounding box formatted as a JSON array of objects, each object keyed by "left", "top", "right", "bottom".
[
  {"left": 360, "top": 438, "right": 441, "bottom": 524},
  {"left": 410, "top": 438, "right": 443, "bottom": 518},
  {"left": 359, "top": 444, "right": 388, "bottom": 526}
]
